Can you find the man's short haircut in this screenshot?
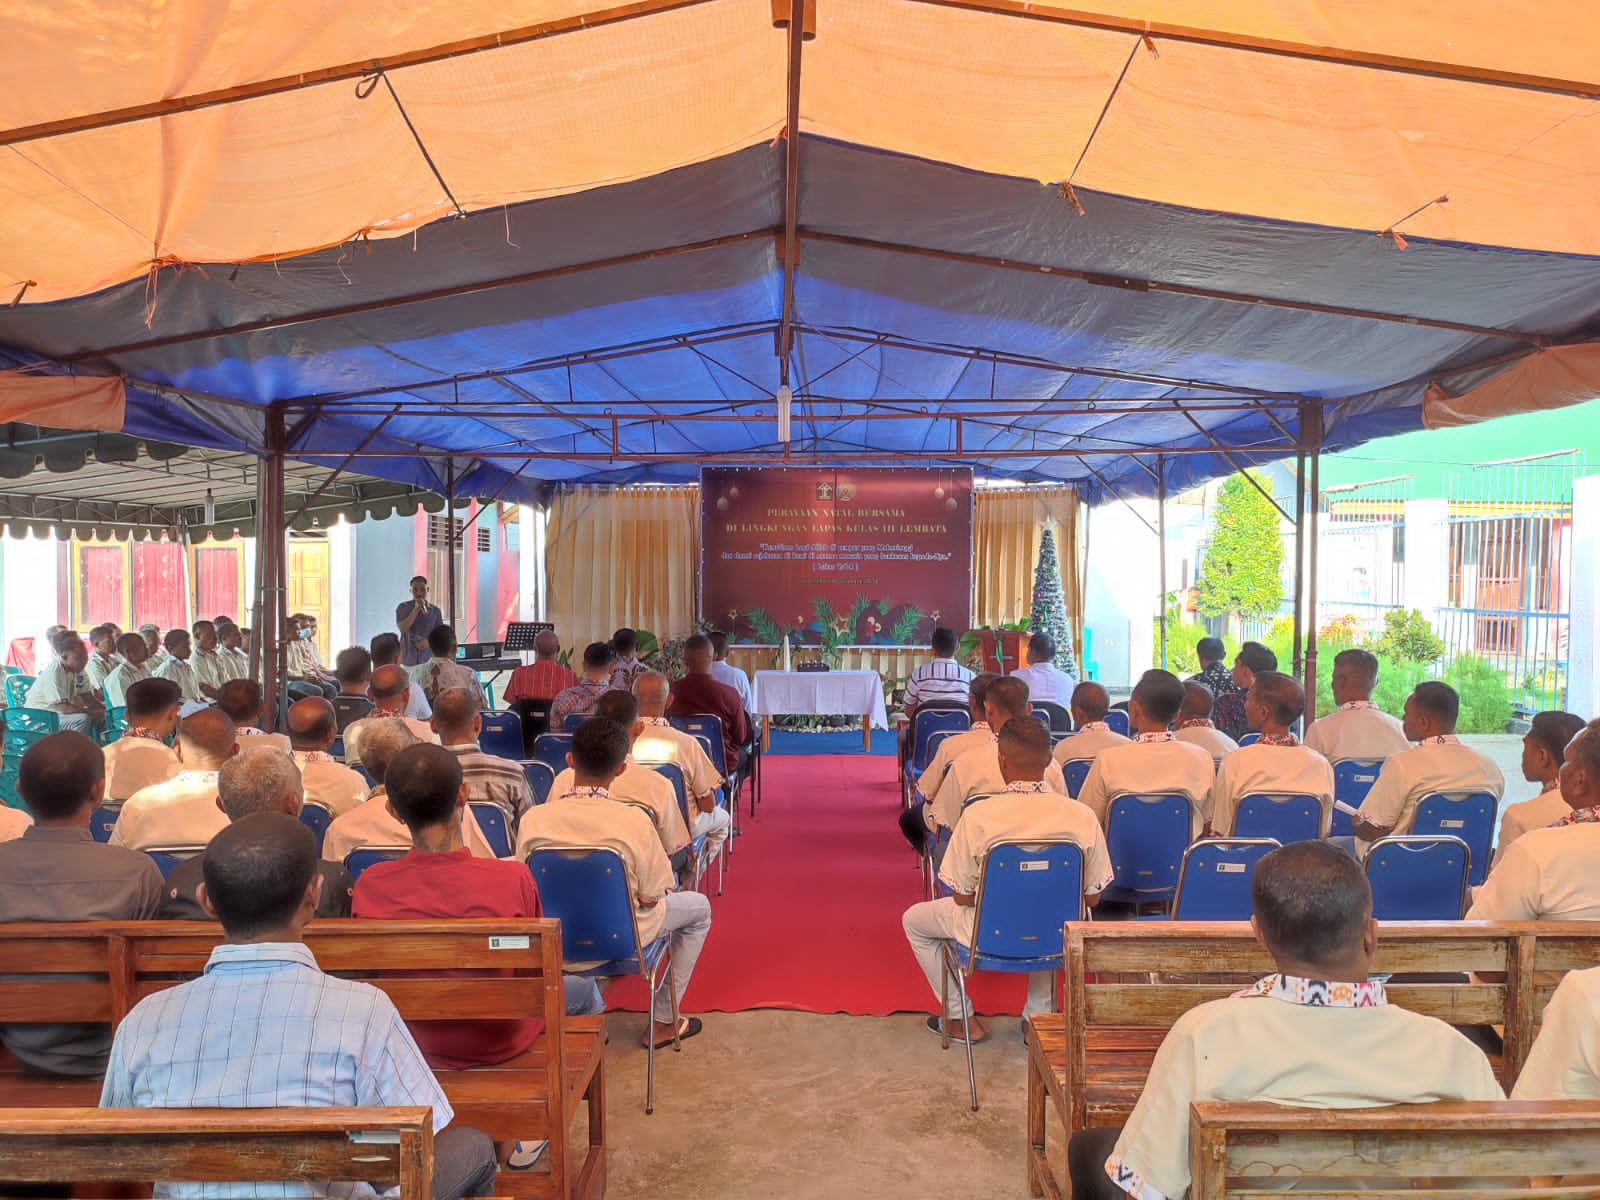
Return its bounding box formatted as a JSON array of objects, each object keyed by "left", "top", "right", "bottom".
[
  {"left": 1235, "top": 641, "right": 1277, "bottom": 674},
  {"left": 594, "top": 689, "right": 639, "bottom": 726},
  {"left": 201, "top": 812, "right": 318, "bottom": 939},
  {"left": 355, "top": 717, "right": 419, "bottom": 782},
  {"left": 216, "top": 678, "right": 263, "bottom": 725},
  {"left": 427, "top": 624, "right": 458, "bottom": 657},
  {"left": 286, "top": 699, "right": 337, "bottom": 748},
  {"left": 707, "top": 630, "right": 730, "bottom": 658},
  {"left": 571, "top": 718, "right": 629, "bottom": 776},
  {"left": 682, "top": 633, "right": 711, "bottom": 656},
  {"left": 1027, "top": 632, "right": 1055, "bottom": 663},
  {"left": 534, "top": 630, "right": 560, "bottom": 657},
  {"left": 582, "top": 641, "right": 616, "bottom": 670},
  {"left": 1132, "top": 669, "right": 1185, "bottom": 725},
  {"left": 369, "top": 632, "right": 402, "bottom": 665},
  {"left": 968, "top": 671, "right": 1000, "bottom": 710},
  {"left": 1411, "top": 680, "right": 1460, "bottom": 731},
  {"left": 162, "top": 628, "right": 189, "bottom": 651},
  {"left": 430, "top": 687, "right": 479, "bottom": 734},
  {"left": 410, "top": 575, "right": 428, "bottom": 587},
  {"left": 1529, "top": 711, "right": 1587, "bottom": 764},
  {"left": 115, "top": 631, "right": 146, "bottom": 658},
  {"left": 138, "top": 623, "right": 160, "bottom": 636},
  {"left": 52, "top": 629, "right": 84, "bottom": 655},
  {"left": 89, "top": 622, "right": 114, "bottom": 644},
  {"left": 1252, "top": 671, "right": 1306, "bottom": 727},
  {"left": 986, "top": 675, "right": 1031, "bottom": 719},
  {"left": 1071, "top": 680, "right": 1111, "bottom": 721},
  {"left": 179, "top": 708, "right": 242, "bottom": 762},
  {"left": 1252, "top": 840, "right": 1372, "bottom": 969},
  {"left": 1567, "top": 719, "right": 1600, "bottom": 782},
  {"left": 1180, "top": 680, "right": 1214, "bottom": 719},
  {"left": 192, "top": 619, "right": 215, "bottom": 637},
  {"left": 930, "top": 627, "right": 958, "bottom": 657},
  {"left": 611, "top": 627, "right": 638, "bottom": 656},
  {"left": 997, "top": 715, "right": 1052, "bottom": 775},
  {"left": 632, "top": 670, "right": 669, "bottom": 710},
  {"left": 369, "top": 664, "right": 410, "bottom": 701},
  {"left": 1195, "top": 636, "right": 1226, "bottom": 664},
  {"left": 218, "top": 747, "right": 304, "bottom": 821},
  {"left": 18, "top": 731, "right": 104, "bottom": 820},
  {"left": 125, "top": 677, "right": 183, "bottom": 721},
  {"left": 385, "top": 743, "right": 464, "bottom": 831},
  {"left": 334, "top": 646, "right": 373, "bottom": 685},
  {"left": 1333, "top": 647, "right": 1380, "bottom": 687}
]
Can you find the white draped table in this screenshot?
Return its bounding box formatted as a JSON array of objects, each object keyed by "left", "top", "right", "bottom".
[{"left": 751, "top": 669, "right": 889, "bottom": 752}]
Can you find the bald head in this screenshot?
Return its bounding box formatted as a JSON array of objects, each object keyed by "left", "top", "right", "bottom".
[
  {"left": 431, "top": 687, "right": 481, "bottom": 741},
  {"left": 1070, "top": 681, "right": 1110, "bottom": 724},
  {"left": 534, "top": 630, "right": 560, "bottom": 659},
  {"left": 370, "top": 664, "right": 411, "bottom": 705},
  {"left": 178, "top": 708, "right": 242, "bottom": 768},
  {"left": 1180, "top": 681, "right": 1214, "bottom": 721},
  {"left": 632, "top": 670, "right": 669, "bottom": 715},
  {"left": 286, "top": 697, "right": 337, "bottom": 750}
]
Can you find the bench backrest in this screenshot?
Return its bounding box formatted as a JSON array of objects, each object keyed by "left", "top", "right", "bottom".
[
  {"left": 0, "top": 1105, "right": 432, "bottom": 1200},
  {"left": 1187, "top": 1099, "right": 1600, "bottom": 1199}
]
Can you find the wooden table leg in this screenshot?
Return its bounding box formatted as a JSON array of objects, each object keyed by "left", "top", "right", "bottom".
[
  {"left": 761, "top": 714, "right": 771, "bottom": 753},
  {"left": 862, "top": 714, "right": 871, "bottom": 753}
]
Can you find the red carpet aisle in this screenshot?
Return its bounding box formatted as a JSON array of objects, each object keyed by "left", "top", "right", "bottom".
[{"left": 603, "top": 753, "right": 1028, "bottom": 1015}]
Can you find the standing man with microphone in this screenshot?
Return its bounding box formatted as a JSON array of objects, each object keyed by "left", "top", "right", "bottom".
[{"left": 397, "top": 575, "right": 442, "bottom": 668}]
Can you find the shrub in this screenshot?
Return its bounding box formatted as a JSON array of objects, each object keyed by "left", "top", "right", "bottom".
[
  {"left": 1372, "top": 609, "right": 1445, "bottom": 665},
  {"left": 1370, "top": 658, "right": 1428, "bottom": 718},
  {"left": 1444, "top": 655, "right": 1515, "bottom": 734},
  {"left": 1154, "top": 610, "right": 1233, "bottom": 675}
]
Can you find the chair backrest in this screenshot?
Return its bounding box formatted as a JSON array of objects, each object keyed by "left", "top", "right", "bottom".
[
  {"left": 89, "top": 803, "right": 120, "bottom": 844},
  {"left": 1330, "top": 758, "right": 1384, "bottom": 837},
  {"left": 1236, "top": 731, "right": 1260, "bottom": 748},
  {"left": 330, "top": 694, "right": 374, "bottom": 732},
  {"left": 1171, "top": 838, "right": 1279, "bottom": 920},
  {"left": 1366, "top": 835, "right": 1471, "bottom": 920},
  {"left": 1103, "top": 710, "right": 1130, "bottom": 737},
  {"left": 3, "top": 675, "right": 33, "bottom": 708},
  {"left": 532, "top": 732, "right": 572, "bottom": 774},
  {"left": 563, "top": 712, "right": 587, "bottom": 733},
  {"left": 328, "top": 735, "right": 345, "bottom": 761},
  {"left": 1106, "top": 793, "right": 1192, "bottom": 899},
  {"left": 297, "top": 802, "right": 332, "bottom": 856},
  {"left": 970, "top": 839, "right": 1084, "bottom": 963},
  {"left": 527, "top": 846, "right": 645, "bottom": 964},
  {"left": 690, "top": 732, "right": 718, "bottom": 769},
  {"left": 1414, "top": 792, "right": 1498, "bottom": 886},
  {"left": 104, "top": 704, "right": 127, "bottom": 737},
  {"left": 477, "top": 710, "right": 523, "bottom": 761},
  {"left": 344, "top": 846, "right": 406, "bottom": 881},
  {"left": 145, "top": 848, "right": 202, "bottom": 879},
  {"left": 467, "top": 802, "right": 512, "bottom": 858},
  {"left": 4, "top": 705, "right": 58, "bottom": 736},
  {"left": 1033, "top": 701, "right": 1074, "bottom": 733},
  {"left": 350, "top": 762, "right": 376, "bottom": 789},
  {"left": 646, "top": 761, "right": 691, "bottom": 832},
  {"left": 1232, "top": 793, "right": 1322, "bottom": 843},
  {"left": 522, "top": 759, "right": 555, "bottom": 805},
  {"left": 679, "top": 713, "right": 732, "bottom": 765},
  {"left": 922, "top": 729, "right": 959, "bottom": 769},
  {"left": 1061, "top": 758, "right": 1092, "bottom": 799},
  {"left": 910, "top": 707, "right": 970, "bottom": 772}
]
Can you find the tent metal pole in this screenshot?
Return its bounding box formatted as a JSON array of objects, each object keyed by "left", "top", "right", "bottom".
[
  {"left": 1304, "top": 408, "right": 1325, "bottom": 720},
  {"left": 775, "top": 0, "right": 806, "bottom": 381},
  {"left": 1157, "top": 454, "right": 1168, "bottom": 670},
  {"left": 1291, "top": 434, "right": 1307, "bottom": 676},
  {"left": 259, "top": 405, "right": 286, "bottom": 729},
  {"left": 445, "top": 457, "right": 458, "bottom": 628}
]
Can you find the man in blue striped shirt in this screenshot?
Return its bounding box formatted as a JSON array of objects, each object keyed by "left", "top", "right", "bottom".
[
  {"left": 903, "top": 627, "right": 975, "bottom": 717},
  {"left": 100, "top": 812, "right": 497, "bottom": 1199}
]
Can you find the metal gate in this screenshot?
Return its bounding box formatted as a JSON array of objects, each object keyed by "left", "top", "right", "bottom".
[{"left": 1317, "top": 475, "right": 1410, "bottom": 643}]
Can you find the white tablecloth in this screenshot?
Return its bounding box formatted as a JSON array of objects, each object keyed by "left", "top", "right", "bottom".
[{"left": 751, "top": 669, "right": 890, "bottom": 730}]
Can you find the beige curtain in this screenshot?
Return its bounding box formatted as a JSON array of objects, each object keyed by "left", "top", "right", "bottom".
[
  {"left": 544, "top": 486, "right": 700, "bottom": 650},
  {"left": 973, "top": 485, "right": 1083, "bottom": 657}
]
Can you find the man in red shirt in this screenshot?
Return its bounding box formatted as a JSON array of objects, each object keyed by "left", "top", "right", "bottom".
[
  {"left": 351, "top": 742, "right": 601, "bottom": 1171},
  {"left": 667, "top": 634, "right": 751, "bottom": 777},
  {"left": 502, "top": 630, "right": 577, "bottom": 751}
]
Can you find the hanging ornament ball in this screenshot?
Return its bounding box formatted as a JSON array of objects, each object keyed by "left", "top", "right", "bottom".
[
  {"left": 716, "top": 497, "right": 729, "bottom": 511},
  {"left": 934, "top": 486, "right": 946, "bottom": 499},
  {"left": 728, "top": 486, "right": 740, "bottom": 499},
  {"left": 945, "top": 496, "right": 958, "bottom": 510}
]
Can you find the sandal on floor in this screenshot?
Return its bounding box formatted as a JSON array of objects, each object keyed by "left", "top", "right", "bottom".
[
  {"left": 507, "top": 1140, "right": 549, "bottom": 1171},
  {"left": 643, "top": 1015, "right": 703, "bottom": 1049},
  {"left": 925, "top": 1014, "right": 985, "bottom": 1044}
]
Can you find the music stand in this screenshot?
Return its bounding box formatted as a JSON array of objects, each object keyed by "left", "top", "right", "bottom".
[{"left": 503, "top": 622, "right": 553, "bottom": 655}]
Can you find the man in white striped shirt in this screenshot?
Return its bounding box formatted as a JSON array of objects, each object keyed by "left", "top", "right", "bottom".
[
  {"left": 101, "top": 811, "right": 496, "bottom": 1199},
  {"left": 903, "top": 627, "right": 974, "bottom": 716}
]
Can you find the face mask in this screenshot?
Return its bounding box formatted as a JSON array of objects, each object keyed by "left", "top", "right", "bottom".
[{"left": 299, "top": 627, "right": 313, "bottom": 639}]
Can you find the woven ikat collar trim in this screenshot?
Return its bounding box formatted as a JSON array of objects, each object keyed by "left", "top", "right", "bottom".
[
  {"left": 1175, "top": 718, "right": 1213, "bottom": 730},
  {"left": 124, "top": 727, "right": 165, "bottom": 741},
  {"left": 1003, "top": 781, "right": 1049, "bottom": 793},
  {"left": 1421, "top": 734, "right": 1461, "bottom": 746},
  {"left": 1557, "top": 806, "right": 1600, "bottom": 826},
  {"left": 1136, "top": 731, "right": 1173, "bottom": 744},
  {"left": 1254, "top": 732, "right": 1298, "bottom": 747},
  {"left": 1235, "top": 972, "right": 1387, "bottom": 1008},
  {"left": 559, "top": 786, "right": 612, "bottom": 802},
  {"left": 1340, "top": 701, "right": 1379, "bottom": 711}
]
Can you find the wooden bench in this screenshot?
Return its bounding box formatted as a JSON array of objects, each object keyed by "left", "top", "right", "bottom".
[
  {"left": 1188, "top": 1099, "right": 1600, "bottom": 1198},
  {"left": 1024, "top": 921, "right": 1600, "bottom": 1200},
  {"left": 0, "top": 1105, "right": 434, "bottom": 1199},
  {"left": 0, "top": 918, "right": 604, "bottom": 1200}
]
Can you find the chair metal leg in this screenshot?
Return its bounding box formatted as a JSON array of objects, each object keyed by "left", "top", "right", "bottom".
[
  {"left": 644, "top": 947, "right": 676, "bottom": 1116},
  {"left": 938, "top": 946, "right": 953, "bottom": 1051},
  {"left": 956, "top": 968, "right": 978, "bottom": 1111}
]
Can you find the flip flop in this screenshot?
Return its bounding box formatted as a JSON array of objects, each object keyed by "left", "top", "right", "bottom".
[
  {"left": 925, "top": 1014, "right": 986, "bottom": 1044},
  {"left": 643, "top": 1015, "right": 703, "bottom": 1049}
]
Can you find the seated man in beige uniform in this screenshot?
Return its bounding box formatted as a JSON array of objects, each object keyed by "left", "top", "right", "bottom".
[
  {"left": 898, "top": 672, "right": 1000, "bottom": 852},
  {"left": 1352, "top": 681, "right": 1504, "bottom": 855},
  {"left": 102, "top": 678, "right": 182, "bottom": 803},
  {"left": 431, "top": 686, "right": 535, "bottom": 826},
  {"left": 1051, "top": 681, "right": 1133, "bottom": 768},
  {"left": 217, "top": 678, "right": 292, "bottom": 754},
  {"left": 927, "top": 676, "right": 1069, "bottom": 835},
  {"left": 1170, "top": 680, "right": 1238, "bottom": 763},
  {"left": 286, "top": 696, "right": 370, "bottom": 818},
  {"left": 1068, "top": 840, "right": 1504, "bottom": 1200},
  {"left": 109, "top": 707, "right": 240, "bottom": 852},
  {"left": 903, "top": 718, "right": 1111, "bottom": 1045},
  {"left": 1205, "top": 671, "right": 1334, "bottom": 837},
  {"left": 1075, "top": 670, "right": 1214, "bottom": 837},
  {"left": 1467, "top": 718, "right": 1600, "bottom": 922},
  {"left": 84, "top": 623, "right": 121, "bottom": 692},
  {"left": 25, "top": 630, "right": 104, "bottom": 734},
  {"left": 151, "top": 627, "right": 205, "bottom": 706},
  {"left": 104, "top": 631, "right": 152, "bottom": 708},
  {"left": 1303, "top": 647, "right": 1412, "bottom": 763},
  {"left": 343, "top": 664, "right": 438, "bottom": 765},
  {"left": 1512, "top": 964, "right": 1600, "bottom": 1101},
  {"left": 631, "top": 670, "right": 731, "bottom": 863},
  {"left": 1494, "top": 710, "right": 1586, "bottom": 866}
]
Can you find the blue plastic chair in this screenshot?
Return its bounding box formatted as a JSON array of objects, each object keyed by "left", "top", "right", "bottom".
[
  {"left": 345, "top": 846, "right": 406, "bottom": 881},
  {"left": 1232, "top": 793, "right": 1322, "bottom": 842},
  {"left": 1236, "top": 732, "right": 1261, "bottom": 748},
  {"left": 350, "top": 762, "right": 376, "bottom": 789},
  {"left": 297, "top": 802, "right": 332, "bottom": 857},
  {"left": 328, "top": 735, "right": 345, "bottom": 762},
  {"left": 468, "top": 802, "right": 512, "bottom": 858},
  {"left": 89, "top": 803, "right": 121, "bottom": 844},
  {"left": 1413, "top": 792, "right": 1498, "bottom": 886},
  {"left": 1103, "top": 710, "right": 1130, "bottom": 738},
  {"left": 145, "top": 848, "right": 200, "bottom": 879},
  {"left": 1331, "top": 759, "right": 1384, "bottom": 838},
  {"left": 522, "top": 760, "right": 555, "bottom": 805},
  {"left": 527, "top": 847, "right": 678, "bottom": 1113},
  {"left": 1170, "top": 838, "right": 1279, "bottom": 920},
  {"left": 563, "top": 713, "right": 588, "bottom": 733},
  {"left": 3, "top": 676, "right": 33, "bottom": 709},
  {"left": 645, "top": 761, "right": 711, "bottom": 890},
  {"left": 1366, "top": 835, "right": 1470, "bottom": 920},
  {"left": 916, "top": 730, "right": 960, "bottom": 794},
  {"left": 1060, "top": 759, "right": 1092, "bottom": 800},
  {"left": 939, "top": 839, "right": 1085, "bottom": 1110},
  {"left": 478, "top": 710, "right": 523, "bottom": 762},
  {"left": 904, "top": 708, "right": 971, "bottom": 806},
  {"left": 532, "top": 733, "right": 572, "bottom": 775},
  {"left": 1103, "top": 793, "right": 1192, "bottom": 907}
]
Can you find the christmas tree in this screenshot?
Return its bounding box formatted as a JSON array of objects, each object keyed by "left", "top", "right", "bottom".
[{"left": 1029, "top": 523, "right": 1079, "bottom": 676}]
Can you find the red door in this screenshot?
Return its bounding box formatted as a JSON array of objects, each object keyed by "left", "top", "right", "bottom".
[{"left": 132, "top": 540, "right": 187, "bottom": 631}]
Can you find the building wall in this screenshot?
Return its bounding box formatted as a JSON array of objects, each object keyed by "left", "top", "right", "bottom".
[
  {"left": 351, "top": 513, "right": 420, "bottom": 648},
  {"left": 0, "top": 532, "right": 62, "bottom": 661}
]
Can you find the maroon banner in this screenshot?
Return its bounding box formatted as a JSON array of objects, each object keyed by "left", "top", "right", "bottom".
[{"left": 701, "top": 467, "right": 973, "bottom": 645}]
